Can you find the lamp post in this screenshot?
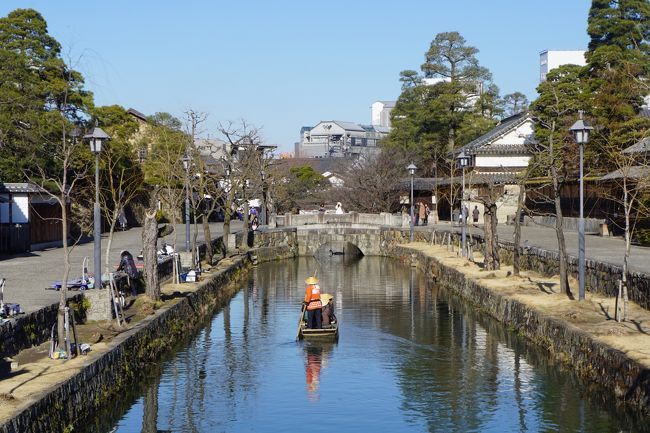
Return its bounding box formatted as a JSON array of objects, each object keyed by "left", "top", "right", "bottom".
[
  {"left": 407, "top": 163, "right": 417, "bottom": 242},
  {"left": 457, "top": 151, "right": 470, "bottom": 258},
  {"left": 84, "top": 127, "right": 110, "bottom": 287},
  {"left": 570, "top": 111, "right": 593, "bottom": 301},
  {"left": 182, "top": 154, "right": 191, "bottom": 253},
  {"left": 260, "top": 170, "right": 267, "bottom": 226}
]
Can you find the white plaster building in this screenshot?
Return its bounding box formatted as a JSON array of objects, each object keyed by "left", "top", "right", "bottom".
[
  {"left": 453, "top": 112, "right": 535, "bottom": 224},
  {"left": 539, "top": 50, "right": 586, "bottom": 82}
]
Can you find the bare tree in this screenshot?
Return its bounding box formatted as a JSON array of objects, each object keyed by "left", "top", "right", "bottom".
[
  {"left": 334, "top": 151, "right": 408, "bottom": 212},
  {"left": 142, "top": 187, "right": 160, "bottom": 300},
  {"left": 143, "top": 122, "right": 186, "bottom": 255},
  {"left": 27, "top": 110, "right": 87, "bottom": 346},
  {"left": 217, "top": 120, "right": 265, "bottom": 255},
  {"left": 600, "top": 137, "right": 650, "bottom": 321},
  {"left": 472, "top": 178, "right": 502, "bottom": 270},
  {"left": 98, "top": 138, "right": 143, "bottom": 275},
  {"left": 512, "top": 175, "right": 527, "bottom": 276},
  {"left": 184, "top": 109, "right": 208, "bottom": 266}
]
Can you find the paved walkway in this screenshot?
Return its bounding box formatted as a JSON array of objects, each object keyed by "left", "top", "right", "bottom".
[
  {"left": 424, "top": 222, "right": 650, "bottom": 274},
  {"left": 0, "top": 222, "right": 242, "bottom": 313},
  {"left": 3, "top": 218, "right": 649, "bottom": 314}
]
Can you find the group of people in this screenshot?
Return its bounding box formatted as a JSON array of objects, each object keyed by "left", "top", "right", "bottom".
[
  {"left": 415, "top": 202, "right": 431, "bottom": 226},
  {"left": 317, "top": 202, "right": 345, "bottom": 214},
  {"left": 303, "top": 276, "right": 336, "bottom": 329},
  {"left": 455, "top": 205, "right": 481, "bottom": 225}
]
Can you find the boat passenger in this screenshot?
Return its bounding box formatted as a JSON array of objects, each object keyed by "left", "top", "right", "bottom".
[
  {"left": 303, "top": 276, "right": 322, "bottom": 329},
  {"left": 321, "top": 294, "right": 336, "bottom": 327}
]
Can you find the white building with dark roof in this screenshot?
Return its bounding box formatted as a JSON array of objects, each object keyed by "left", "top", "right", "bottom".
[{"left": 449, "top": 112, "right": 536, "bottom": 223}]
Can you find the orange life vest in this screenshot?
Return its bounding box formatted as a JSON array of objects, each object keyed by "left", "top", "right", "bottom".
[{"left": 304, "top": 284, "right": 322, "bottom": 310}]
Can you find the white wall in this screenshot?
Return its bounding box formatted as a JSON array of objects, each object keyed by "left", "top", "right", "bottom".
[
  {"left": 475, "top": 155, "right": 531, "bottom": 167},
  {"left": 0, "top": 194, "right": 29, "bottom": 223}
]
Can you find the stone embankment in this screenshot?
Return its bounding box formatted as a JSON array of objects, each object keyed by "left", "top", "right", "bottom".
[
  {"left": 395, "top": 243, "right": 650, "bottom": 416},
  {"left": 0, "top": 254, "right": 250, "bottom": 433}
]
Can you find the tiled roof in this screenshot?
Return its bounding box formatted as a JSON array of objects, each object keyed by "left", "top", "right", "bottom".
[
  {"left": 0, "top": 183, "right": 46, "bottom": 194},
  {"left": 127, "top": 108, "right": 147, "bottom": 121},
  {"left": 622, "top": 136, "right": 650, "bottom": 154},
  {"left": 601, "top": 165, "right": 650, "bottom": 180},
  {"left": 453, "top": 112, "right": 534, "bottom": 157},
  {"left": 331, "top": 121, "right": 366, "bottom": 132}
]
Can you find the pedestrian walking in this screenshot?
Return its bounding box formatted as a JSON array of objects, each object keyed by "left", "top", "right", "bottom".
[
  {"left": 424, "top": 204, "right": 430, "bottom": 225},
  {"left": 472, "top": 205, "right": 480, "bottom": 225}
]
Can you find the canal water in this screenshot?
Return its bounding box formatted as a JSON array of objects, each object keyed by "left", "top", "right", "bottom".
[{"left": 82, "top": 256, "right": 647, "bottom": 433}]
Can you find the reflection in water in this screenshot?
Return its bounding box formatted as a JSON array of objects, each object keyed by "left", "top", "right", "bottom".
[
  {"left": 81, "top": 257, "right": 648, "bottom": 433},
  {"left": 304, "top": 343, "right": 333, "bottom": 401}
]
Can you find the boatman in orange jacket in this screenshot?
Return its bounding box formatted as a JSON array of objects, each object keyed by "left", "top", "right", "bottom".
[{"left": 304, "top": 276, "right": 322, "bottom": 329}]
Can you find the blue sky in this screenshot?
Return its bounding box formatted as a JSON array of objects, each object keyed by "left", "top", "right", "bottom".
[{"left": 1, "top": 1, "right": 591, "bottom": 153}]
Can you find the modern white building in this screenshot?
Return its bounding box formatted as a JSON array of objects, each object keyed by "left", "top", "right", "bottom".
[
  {"left": 539, "top": 50, "right": 586, "bottom": 82},
  {"left": 298, "top": 121, "right": 387, "bottom": 158},
  {"left": 371, "top": 101, "right": 395, "bottom": 128}
]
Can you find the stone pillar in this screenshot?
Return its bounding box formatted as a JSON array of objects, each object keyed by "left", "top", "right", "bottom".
[{"left": 85, "top": 289, "right": 112, "bottom": 322}]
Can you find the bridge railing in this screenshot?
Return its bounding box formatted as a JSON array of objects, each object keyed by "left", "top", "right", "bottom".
[{"left": 269, "top": 212, "right": 408, "bottom": 228}]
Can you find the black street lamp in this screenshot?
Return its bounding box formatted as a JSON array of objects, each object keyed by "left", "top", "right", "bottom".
[
  {"left": 457, "top": 151, "right": 471, "bottom": 258},
  {"left": 407, "top": 163, "right": 417, "bottom": 242},
  {"left": 570, "top": 111, "right": 593, "bottom": 301},
  {"left": 84, "top": 126, "right": 110, "bottom": 286},
  {"left": 182, "top": 154, "right": 191, "bottom": 253}
]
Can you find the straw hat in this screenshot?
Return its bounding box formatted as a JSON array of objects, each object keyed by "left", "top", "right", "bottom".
[
  {"left": 305, "top": 276, "right": 319, "bottom": 284},
  {"left": 320, "top": 293, "right": 333, "bottom": 307}
]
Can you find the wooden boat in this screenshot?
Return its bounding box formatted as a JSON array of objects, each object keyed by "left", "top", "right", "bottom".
[{"left": 299, "top": 322, "right": 339, "bottom": 340}]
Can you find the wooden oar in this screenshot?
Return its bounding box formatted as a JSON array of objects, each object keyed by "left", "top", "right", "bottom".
[{"left": 295, "top": 303, "right": 307, "bottom": 341}]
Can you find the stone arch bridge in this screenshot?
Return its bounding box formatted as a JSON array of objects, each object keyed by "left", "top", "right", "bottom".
[{"left": 253, "top": 212, "right": 411, "bottom": 258}]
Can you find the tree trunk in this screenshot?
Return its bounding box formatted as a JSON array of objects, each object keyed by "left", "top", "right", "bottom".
[
  {"left": 513, "top": 183, "right": 525, "bottom": 276},
  {"left": 548, "top": 121, "right": 571, "bottom": 297},
  {"left": 553, "top": 184, "right": 571, "bottom": 297},
  {"left": 622, "top": 178, "right": 632, "bottom": 321},
  {"left": 483, "top": 209, "right": 494, "bottom": 269},
  {"left": 490, "top": 203, "right": 500, "bottom": 270},
  {"left": 142, "top": 209, "right": 160, "bottom": 301},
  {"left": 483, "top": 202, "right": 500, "bottom": 271},
  {"left": 242, "top": 199, "right": 250, "bottom": 252},
  {"left": 202, "top": 215, "right": 213, "bottom": 264},
  {"left": 192, "top": 210, "right": 199, "bottom": 268},
  {"left": 223, "top": 210, "right": 231, "bottom": 258},
  {"left": 58, "top": 195, "right": 70, "bottom": 347},
  {"left": 104, "top": 214, "right": 118, "bottom": 276}
]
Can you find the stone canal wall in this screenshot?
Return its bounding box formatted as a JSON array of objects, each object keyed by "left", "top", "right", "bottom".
[
  {"left": 391, "top": 245, "right": 650, "bottom": 416},
  {"left": 0, "top": 235, "right": 229, "bottom": 360},
  {"left": 424, "top": 228, "right": 650, "bottom": 311},
  {"left": 0, "top": 294, "right": 83, "bottom": 362},
  {"left": 0, "top": 255, "right": 250, "bottom": 433}
]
